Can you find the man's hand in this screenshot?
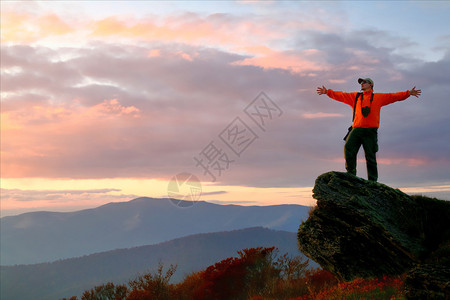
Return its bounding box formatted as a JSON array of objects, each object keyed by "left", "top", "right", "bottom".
[
  {"left": 317, "top": 86, "right": 327, "bottom": 95},
  {"left": 409, "top": 86, "right": 422, "bottom": 98}
]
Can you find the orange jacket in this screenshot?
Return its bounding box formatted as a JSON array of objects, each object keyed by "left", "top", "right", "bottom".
[{"left": 326, "top": 89, "right": 410, "bottom": 128}]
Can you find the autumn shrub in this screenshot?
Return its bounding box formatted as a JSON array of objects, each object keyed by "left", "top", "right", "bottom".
[
  {"left": 172, "top": 271, "right": 203, "bottom": 300},
  {"left": 267, "top": 253, "right": 312, "bottom": 299},
  {"left": 304, "top": 268, "right": 339, "bottom": 295},
  {"left": 240, "top": 247, "right": 281, "bottom": 298},
  {"left": 188, "top": 247, "right": 275, "bottom": 300},
  {"left": 306, "top": 275, "right": 405, "bottom": 300},
  {"left": 69, "top": 248, "right": 409, "bottom": 300},
  {"left": 70, "top": 247, "right": 313, "bottom": 300},
  {"left": 125, "top": 290, "right": 152, "bottom": 300},
  {"left": 127, "top": 262, "right": 177, "bottom": 300},
  {"left": 80, "top": 282, "right": 128, "bottom": 300}
]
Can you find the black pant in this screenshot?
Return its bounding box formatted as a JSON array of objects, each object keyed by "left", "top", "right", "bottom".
[{"left": 344, "top": 127, "right": 379, "bottom": 181}]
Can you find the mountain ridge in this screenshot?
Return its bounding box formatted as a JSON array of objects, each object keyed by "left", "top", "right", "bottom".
[{"left": 1, "top": 197, "right": 311, "bottom": 265}]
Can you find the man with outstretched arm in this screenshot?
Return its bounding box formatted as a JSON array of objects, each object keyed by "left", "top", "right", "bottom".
[{"left": 316, "top": 78, "right": 421, "bottom": 182}]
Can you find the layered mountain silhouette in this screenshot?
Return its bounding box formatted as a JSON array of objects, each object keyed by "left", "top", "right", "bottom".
[
  {"left": 1, "top": 227, "right": 310, "bottom": 300},
  {"left": 1, "top": 197, "right": 311, "bottom": 265}
]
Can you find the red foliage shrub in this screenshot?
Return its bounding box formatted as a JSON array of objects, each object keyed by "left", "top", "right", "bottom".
[
  {"left": 304, "top": 268, "right": 338, "bottom": 294},
  {"left": 191, "top": 247, "right": 278, "bottom": 300},
  {"left": 72, "top": 249, "right": 406, "bottom": 300},
  {"left": 310, "top": 275, "right": 405, "bottom": 299},
  {"left": 126, "top": 290, "right": 152, "bottom": 300}
]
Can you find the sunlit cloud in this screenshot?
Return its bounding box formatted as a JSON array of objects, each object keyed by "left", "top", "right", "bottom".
[
  {"left": 2, "top": 188, "right": 123, "bottom": 202},
  {"left": 1, "top": 11, "right": 72, "bottom": 43},
  {"left": 302, "top": 112, "right": 344, "bottom": 119},
  {"left": 1, "top": 96, "right": 144, "bottom": 178},
  {"left": 0, "top": 187, "right": 139, "bottom": 217},
  {"left": 1, "top": 1, "right": 449, "bottom": 216},
  {"left": 0, "top": 4, "right": 332, "bottom": 73},
  {"left": 147, "top": 49, "right": 161, "bottom": 58},
  {"left": 233, "top": 48, "right": 325, "bottom": 73},
  {"left": 325, "top": 157, "right": 430, "bottom": 167},
  {"left": 377, "top": 157, "right": 429, "bottom": 167},
  {"left": 94, "top": 99, "right": 140, "bottom": 118}
]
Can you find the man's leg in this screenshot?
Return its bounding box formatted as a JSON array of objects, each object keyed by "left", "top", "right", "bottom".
[
  {"left": 344, "top": 128, "right": 362, "bottom": 176},
  {"left": 362, "top": 128, "right": 379, "bottom": 181}
]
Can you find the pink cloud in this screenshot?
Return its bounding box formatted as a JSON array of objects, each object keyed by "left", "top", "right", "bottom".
[
  {"left": 147, "top": 49, "right": 161, "bottom": 58},
  {"left": 93, "top": 99, "right": 140, "bottom": 118},
  {"left": 1, "top": 7, "right": 331, "bottom": 73},
  {"left": 302, "top": 112, "right": 344, "bottom": 119},
  {"left": 87, "top": 13, "right": 284, "bottom": 48},
  {"left": 1, "top": 3, "right": 449, "bottom": 191},
  {"left": 1, "top": 11, "right": 72, "bottom": 43},
  {"left": 322, "top": 157, "right": 431, "bottom": 167},
  {"left": 0, "top": 188, "right": 138, "bottom": 216},
  {"left": 1, "top": 98, "right": 143, "bottom": 178},
  {"left": 233, "top": 49, "right": 325, "bottom": 73},
  {"left": 377, "top": 157, "right": 430, "bottom": 167}
]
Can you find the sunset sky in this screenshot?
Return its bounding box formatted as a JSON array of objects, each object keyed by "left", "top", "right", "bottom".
[{"left": 2, "top": 0, "right": 450, "bottom": 216}]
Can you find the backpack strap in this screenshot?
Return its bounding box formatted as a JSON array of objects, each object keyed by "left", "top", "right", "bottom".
[
  {"left": 369, "top": 92, "right": 374, "bottom": 106},
  {"left": 352, "top": 92, "right": 362, "bottom": 121}
]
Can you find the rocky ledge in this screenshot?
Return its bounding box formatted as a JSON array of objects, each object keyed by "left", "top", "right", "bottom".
[{"left": 298, "top": 171, "right": 449, "bottom": 299}]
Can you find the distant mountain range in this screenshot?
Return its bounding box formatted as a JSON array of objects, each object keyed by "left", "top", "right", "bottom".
[
  {"left": 1, "top": 227, "right": 313, "bottom": 300},
  {"left": 1, "top": 197, "right": 311, "bottom": 265}
]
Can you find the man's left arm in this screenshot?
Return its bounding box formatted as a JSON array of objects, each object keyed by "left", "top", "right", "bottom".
[{"left": 380, "top": 87, "right": 422, "bottom": 106}]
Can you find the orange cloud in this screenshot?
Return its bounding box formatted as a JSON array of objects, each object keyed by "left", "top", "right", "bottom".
[
  {"left": 232, "top": 48, "right": 325, "bottom": 73},
  {"left": 1, "top": 7, "right": 329, "bottom": 73},
  {"left": 324, "top": 157, "right": 430, "bottom": 167},
  {"left": 1, "top": 112, "right": 23, "bottom": 130},
  {"left": 302, "top": 112, "right": 344, "bottom": 119},
  {"left": 91, "top": 16, "right": 128, "bottom": 36},
  {"left": 0, "top": 187, "right": 138, "bottom": 216},
  {"left": 93, "top": 99, "right": 140, "bottom": 118},
  {"left": 377, "top": 157, "right": 429, "bottom": 167},
  {"left": 1, "top": 11, "right": 72, "bottom": 43},
  {"left": 87, "top": 13, "right": 288, "bottom": 50},
  {"left": 147, "top": 49, "right": 161, "bottom": 57},
  {"left": 1, "top": 98, "right": 141, "bottom": 178}
]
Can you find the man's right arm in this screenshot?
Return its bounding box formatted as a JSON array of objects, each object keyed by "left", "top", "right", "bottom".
[{"left": 318, "top": 86, "right": 356, "bottom": 107}]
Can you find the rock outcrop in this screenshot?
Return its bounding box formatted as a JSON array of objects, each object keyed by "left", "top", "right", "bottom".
[{"left": 298, "top": 171, "right": 450, "bottom": 298}]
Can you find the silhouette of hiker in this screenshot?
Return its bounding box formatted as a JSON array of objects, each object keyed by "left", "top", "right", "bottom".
[{"left": 317, "top": 78, "right": 421, "bottom": 181}]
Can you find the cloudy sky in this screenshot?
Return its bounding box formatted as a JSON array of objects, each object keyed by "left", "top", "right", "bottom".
[{"left": 2, "top": 0, "right": 450, "bottom": 216}]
